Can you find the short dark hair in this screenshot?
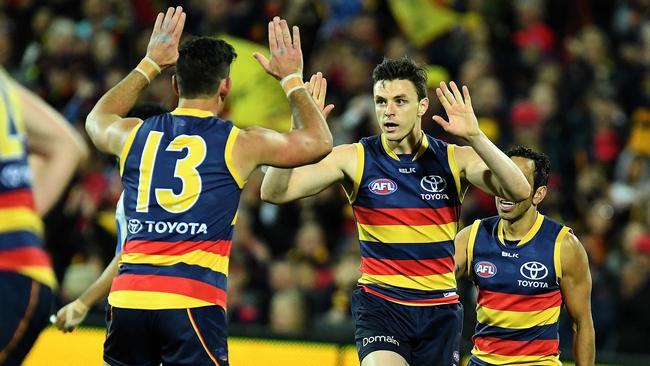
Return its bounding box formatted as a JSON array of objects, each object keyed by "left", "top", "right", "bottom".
[
  {"left": 372, "top": 56, "right": 428, "bottom": 100},
  {"left": 505, "top": 146, "right": 551, "bottom": 190},
  {"left": 176, "top": 37, "right": 237, "bottom": 98}
]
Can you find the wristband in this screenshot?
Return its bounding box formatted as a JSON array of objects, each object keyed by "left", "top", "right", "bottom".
[
  {"left": 72, "top": 299, "right": 89, "bottom": 314},
  {"left": 135, "top": 56, "right": 161, "bottom": 84},
  {"left": 280, "top": 72, "right": 303, "bottom": 88},
  {"left": 282, "top": 77, "right": 304, "bottom": 97}
]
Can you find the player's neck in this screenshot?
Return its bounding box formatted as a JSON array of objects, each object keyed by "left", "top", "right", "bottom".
[
  {"left": 177, "top": 97, "right": 221, "bottom": 116},
  {"left": 384, "top": 127, "right": 423, "bottom": 155},
  {"left": 502, "top": 208, "right": 539, "bottom": 241}
]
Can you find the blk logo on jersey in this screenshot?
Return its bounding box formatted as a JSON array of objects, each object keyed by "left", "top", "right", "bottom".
[
  {"left": 475, "top": 261, "right": 497, "bottom": 278},
  {"left": 368, "top": 178, "right": 398, "bottom": 195}
]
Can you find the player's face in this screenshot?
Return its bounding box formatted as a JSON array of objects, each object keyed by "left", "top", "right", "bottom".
[
  {"left": 495, "top": 157, "right": 536, "bottom": 220},
  {"left": 373, "top": 79, "right": 423, "bottom": 141}
]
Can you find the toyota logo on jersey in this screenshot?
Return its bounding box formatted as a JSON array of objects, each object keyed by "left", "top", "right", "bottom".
[
  {"left": 520, "top": 261, "right": 548, "bottom": 280},
  {"left": 368, "top": 178, "right": 398, "bottom": 195},
  {"left": 420, "top": 175, "right": 447, "bottom": 193}
]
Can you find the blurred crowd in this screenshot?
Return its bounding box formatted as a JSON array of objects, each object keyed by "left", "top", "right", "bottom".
[{"left": 2, "top": 0, "right": 650, "bottom": 359}]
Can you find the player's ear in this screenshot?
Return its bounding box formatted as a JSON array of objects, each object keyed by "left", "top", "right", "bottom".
[
  {"left": 418, "top": 97, "right": 429, "bottom": 117},
  {"left": 218, "top": 77, "right": 232, "bottom": 100},
  {"left": 532, "top": 185, "right": 547, "bottom": 205},
  {"left": 172, "top": 75, "right": 179, "bottom": 97}
]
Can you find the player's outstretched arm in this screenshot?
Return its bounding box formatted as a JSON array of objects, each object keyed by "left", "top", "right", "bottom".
[
  {"left": 559, "top": 233, "right": 595, "bottom": 366},
  {"left": 233, "top": 17, "right": 332, "bottom": 181},
  {"left": 14, "top": 81, "right": 89, "bottom": 216},
  {"left": 54, "top": 255, "right": 120, "bottom": 333},
  {"left": 432, "top": 81, "right": 530, "bottom": 202},
  {"left": 260, "top": 72, "right": 355, "bottom": 204},
  {"left": 86, "top": 6, "right": 186, "bottom": 156}
]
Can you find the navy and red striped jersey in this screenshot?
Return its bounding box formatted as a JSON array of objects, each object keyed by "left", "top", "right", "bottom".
[
  {"left": 109, "top": 108, "right": 245, "bottom": 310},
  {"left": 467, "top": 214, "right": 570, "bottom": 365},
  {"left": 0, "top": 68, "right": 56, "bottom": 289},
  {"left": 350, "top": 133, "right": 462, "bottom": 306}
]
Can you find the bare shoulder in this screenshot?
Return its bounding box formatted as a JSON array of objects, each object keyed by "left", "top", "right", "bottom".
[
  {"left": 455, "top": 224, "right": 473, "bottom": 243},
  {"left": 560, "top": 231, "right": 589, "bottom": 272},
  {"left": 332, "top": 143, "right": 362, "bottom": 178}
]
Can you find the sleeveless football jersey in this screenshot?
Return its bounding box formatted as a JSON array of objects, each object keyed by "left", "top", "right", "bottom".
[
  {"left": 351, "top": 133, "right": 462, "bottom": 306},
  {"left": 108, "top": 108, "right": 245, "bottom": 310},
  {"left": 467, "top": 214, "right": 570, "bottom": 365},
  {"left": 0, "top": 68, "right": 56, "bottom": 289}
]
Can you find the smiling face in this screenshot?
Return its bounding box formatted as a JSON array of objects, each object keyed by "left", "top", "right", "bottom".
[
  {"left": 496, "top": 156, "right": 546, "bottom": 220},
  {"left": 373, "top": 79, "right": 428, "bottom": 142}
]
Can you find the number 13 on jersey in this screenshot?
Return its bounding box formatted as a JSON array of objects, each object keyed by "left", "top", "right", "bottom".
[{"left": 136, "top": 131, "right": 207, "bottom": 213}]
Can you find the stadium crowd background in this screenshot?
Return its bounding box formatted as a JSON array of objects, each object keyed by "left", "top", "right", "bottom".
[{"left": 2, "top": 0, "right": 650, "bottom": 363}]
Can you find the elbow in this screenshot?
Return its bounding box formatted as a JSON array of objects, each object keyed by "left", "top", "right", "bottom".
[
  {"left": 504, "top": 181, "right": 531, "bottom": 203},
  {"left": 513, "top": 183, "right": 532, "bottom": 202},
  {"left": 260, "top": 188, "right": 285, "bottom": 204},
  {"left": 305, "top": 136, "right": 333, "bottom": 164}
]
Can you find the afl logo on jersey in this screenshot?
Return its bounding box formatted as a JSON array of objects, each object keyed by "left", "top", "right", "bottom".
[
  {"left": 475, "top": 261, "right": 497, "bottom": 278},
  {"left": 368, "top": 178, "right": 398, "bottom": 195}
]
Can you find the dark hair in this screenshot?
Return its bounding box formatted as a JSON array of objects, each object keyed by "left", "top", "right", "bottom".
[
  {"left": 372, "top": 56, "right": 428, "bottom": 100},
  {"left": 505, "top": 146, "right": 550, "bottom": 190},
  {"left": 176, "top": 37, "right": 237, "bottom": 98}
]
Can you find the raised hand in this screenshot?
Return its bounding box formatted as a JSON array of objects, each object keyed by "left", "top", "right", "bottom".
[
  {"left": 432, "top": 81, "right": 481, "bottom": 140},
  {"left": 146, "top": 6, "right": 186, "bottom": 70},
  {"left": 304, "top": 72, "right": 335, "bottom": 118},
  {"left": 253, "top": 16, "right": 303, "bottom": 80}
]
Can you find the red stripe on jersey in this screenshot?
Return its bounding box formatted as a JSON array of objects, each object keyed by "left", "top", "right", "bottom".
[
  {"left": 360, "top": 256, "right": 454, "bottom": 276},
  {"left": 110, "top": 274, "right": 227, "bottom": 307},
  {"left": 353, "top": 206, "right": 458, "bottom": 226},
  {"left": 474, "top": 336, "right": 559, "bottom": 356},
  {"left": 0, "top": 247, "right": 52, "bottom": 269},
  {"left": 123, "top": 240, "right": 232, "bottom": 257},
  {"left": 0, "top": 189, "right": 35, "bottom": 209},
  {"left": 478, "top": 289, "right": 562, "bottom": 312},
  {"left": 359, "top": 285, "right": 459, "bottom": 305}
]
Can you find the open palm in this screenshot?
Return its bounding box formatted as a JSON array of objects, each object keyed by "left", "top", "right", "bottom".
[{"left": 432, "top": 81, "right": 481, "bottom": 139}]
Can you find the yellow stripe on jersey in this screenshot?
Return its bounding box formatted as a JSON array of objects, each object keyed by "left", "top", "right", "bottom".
[
  {"left": 0, "top": 207, "right": 43, "bottom": 234},
  {"left": 472, "top": 348, "right": 561, "bottom": 365},
  {"left": 467, "top": 219, "right": 481, "bottom": 277},
  {"left": 119, "top": 122, "right": 143, "bottom": 176},
  {"left": 554, "top": 226, "right": 571, "bottom": 282},
  {"left": 357, "top": 222, "right": 457, "bottom": 243},
  {"left": 447, "top": 144, "right": 463, "bottom": 201},
  {"left": 19, "top": 266, "right": 57, "bottom": 289},
  {"left": 108, "top": 290, "right": 214, "bottom": 310},
  {"left": 171, "top": 108, "right": 214, "bottom": 118},
  {"left": 476, "top": 305, "right": 561, "bottom": 329},
  {"left": 412, "top": 132, "right": 430, "bottom": 161},
  {"left": 497, "top": 214, "right": 545, "bottom": 246},
  {"left": 231, "top": 210, "right": 238, "bottom": 225},
  {"left": 4, "top": 74, "right": 24, "bottom": 132},
  {"left": 380, "top": 133, "right": 400, "bottom": 161},
  {"left": 348, "top": 143, "right": 365, "bottom": 204},
  {"left": 225, "top": 126, "right": 246, "bottom": 188},
  {"left": 359, "top": 272, "right": 456, "bottom": 291},
  {"left": 120, "top": 251, "right": 229, "bottom": 276},
  {"left": 0, "top": 71, "right": 25, "bottom": 160}
]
